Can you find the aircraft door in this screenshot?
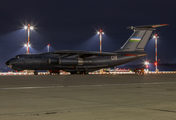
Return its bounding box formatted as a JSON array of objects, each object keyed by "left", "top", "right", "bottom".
[
  {"left": 33, "top": 58, "right": 41, "bottom": 69},
  {"left": 78, "top": 58, "right": 83, "bottom": 65}
]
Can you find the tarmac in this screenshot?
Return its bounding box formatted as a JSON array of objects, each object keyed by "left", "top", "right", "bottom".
[{"left": 0, "top": 74, "right": 176, "bottom": 120}]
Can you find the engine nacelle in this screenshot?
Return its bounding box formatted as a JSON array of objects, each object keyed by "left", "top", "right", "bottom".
[
  {"left": 48, "top": 58, "right": 59, "bottom": 65},
  {"left": 48, "top": 58, "right": 83, "bottom": 65},
  {"left": 59, "top": 58, "right": 79, "bottom": 65}
]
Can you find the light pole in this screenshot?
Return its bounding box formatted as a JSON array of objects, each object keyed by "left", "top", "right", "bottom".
[
  {"left": 24, "top": 24, "right": 34, "bottom": 54},
  {"left": 145, "top": 61, "right": 149, "bottom": 73},
  {"left": 24, "top": 43, "right": 31, "bottom": 53},
  {"left": 97, "top": 30, "right": 104, "bottom": 52},
  {"left": 153, "top": 34, "right": 159, "bottom": 72},
  {"left": 47, "top": 44, "right": 50, "bottom": 52}
]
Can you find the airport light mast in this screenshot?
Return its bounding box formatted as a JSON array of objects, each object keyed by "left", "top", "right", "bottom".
[
  {"left": 24, "top": 24, "right": 33, "bottom": 54},
  {"left": 47, "top": 44, "right": 50, "bottom": 52},
  {"left": 153, "top": 34, "right": 159, "bottom": 72},
  {"left": 24, "top": 43, "right": 31, "bottom": 53},
  {"left": 97, "top": 30, "right": 104, "bottom": 52},
  {"left": 145, "top": 61, "right": 149, "bottom": 73}
]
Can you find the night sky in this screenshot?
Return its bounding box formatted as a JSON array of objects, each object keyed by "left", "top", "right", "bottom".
[{"left": 0, "top": 0, "right": 176, "bottom": 68}]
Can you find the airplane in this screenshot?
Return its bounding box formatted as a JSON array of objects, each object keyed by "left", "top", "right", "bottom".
[{"left": 6, "top": 24, "right": 168, "bottom": 75}]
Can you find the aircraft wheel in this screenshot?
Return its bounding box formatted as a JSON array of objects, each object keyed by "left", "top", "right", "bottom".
[
  {"left": 70, "top": 72, "right": 76, "bottom": 74},
  {"left": 84, "top": 71, "right": 88, "bottom": 74},
  {"left": 34, "top": 71, "right": 38, "bottom": 75}
]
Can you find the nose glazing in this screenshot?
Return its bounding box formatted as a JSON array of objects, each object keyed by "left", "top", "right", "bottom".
[{"left": 6, "top": 61, "right": 10, "bottom": 66}]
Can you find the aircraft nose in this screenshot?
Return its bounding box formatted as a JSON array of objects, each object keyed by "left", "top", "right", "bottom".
[
  {"left": 6, "top": 60, "right": 10, "bottom": 66},
  {"left": 6, "top": 60, "right": 13, "bottom": 69}
]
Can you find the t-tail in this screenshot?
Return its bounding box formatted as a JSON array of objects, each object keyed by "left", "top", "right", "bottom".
[{"left": 116, "top": 24, "right": 169, "bottom": 52}]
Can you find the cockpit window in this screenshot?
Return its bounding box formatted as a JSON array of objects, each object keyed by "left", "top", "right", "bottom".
[{"left": 15, "top": 56, "right": 20, "bottom": 58}]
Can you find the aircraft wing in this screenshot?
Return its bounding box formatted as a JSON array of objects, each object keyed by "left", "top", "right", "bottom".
[{"left": 52, "top": 50, "right": 118, "bottom": 58}]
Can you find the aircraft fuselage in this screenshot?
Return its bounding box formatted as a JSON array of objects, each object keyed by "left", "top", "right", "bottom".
[{"left": 6, "top": 52, "right": 145, "bottom": 73}]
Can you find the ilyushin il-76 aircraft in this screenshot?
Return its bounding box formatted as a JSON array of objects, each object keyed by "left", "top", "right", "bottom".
[{"left": 6, "top": 24, "right": 168, "bottom": 75}]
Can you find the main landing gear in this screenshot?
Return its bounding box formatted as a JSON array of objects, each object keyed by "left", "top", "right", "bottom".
[
  {"left": 70, "top": 71, "right": 88, "bottom": 75},
  {"left": 49, "top": 70, "right": 60, "bottom": 75},
  {"left": 34, "top": 71, "right": 38, "bottom": 75}
]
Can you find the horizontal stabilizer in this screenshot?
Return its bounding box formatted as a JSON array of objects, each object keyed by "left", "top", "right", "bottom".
[{"left": 127, "top": 24, "right": 169, "bottom": 30}]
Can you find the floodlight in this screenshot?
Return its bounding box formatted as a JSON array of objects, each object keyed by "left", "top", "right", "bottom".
[
  {"left": 24, "top": 26, "right": 27, "bottom": 29},
  {"left": 145, "top": 61, "right": 149, "bottom": 65},
  {"left": 153, "top": 34, "right": 159, "bottom": 38},
  {"left": 30, "top": 26, "right": 34, "bottom": 30}
]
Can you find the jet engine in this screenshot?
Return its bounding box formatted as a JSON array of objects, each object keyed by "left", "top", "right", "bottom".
[
  {"left": 48, "top": 58, "right": 83, "bottom": 65},
  {"left": 48, "top": 58, "right": 59, "bottom": 65}
]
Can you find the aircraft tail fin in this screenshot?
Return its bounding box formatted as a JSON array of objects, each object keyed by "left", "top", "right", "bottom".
[{"left": 118, "top": 24, "right": 168, "bottom": 52}]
